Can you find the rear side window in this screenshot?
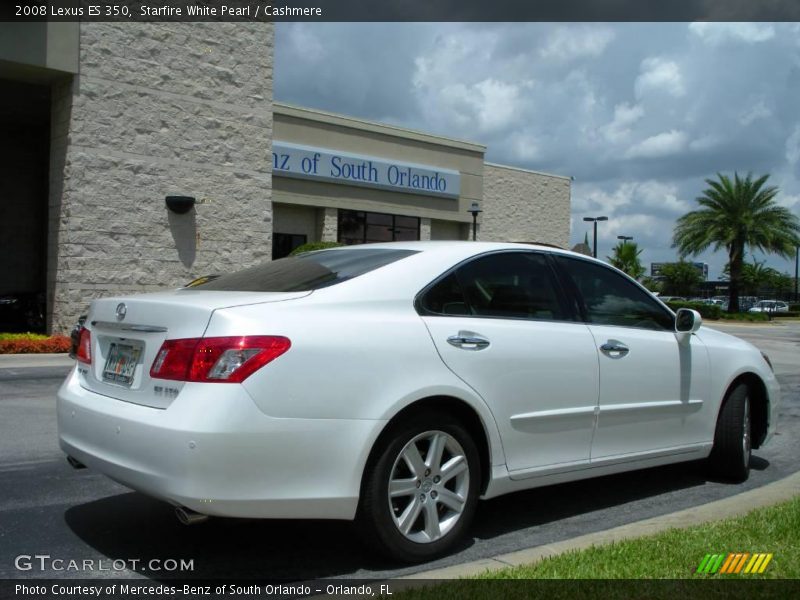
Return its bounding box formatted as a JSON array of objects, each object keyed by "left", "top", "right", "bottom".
[
  {"left": 191, "top": 248, "right": 417, "bottom": 292},
  {"left": 556, "top": 256, "right": 673, "bottom": 330},
  {"left": 419, "top": 252, "right": 567, "bottom": 321}
]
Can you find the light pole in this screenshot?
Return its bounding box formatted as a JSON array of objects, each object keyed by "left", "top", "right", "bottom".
[
  {"left": 468, "top": 202, "right": 482, "bottom": 241},
  {"left": 617, "top": 235, "right": 633, "bottom": 245},
  {"left": 583, "top": 216, "right": 608, "bottom": 258},
  {"left": 795, "top": 245, "right": 798, "bottom": 302}
]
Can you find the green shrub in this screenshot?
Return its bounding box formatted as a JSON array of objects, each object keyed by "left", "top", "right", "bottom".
[
  {"left": 288, "top": 241, "right": 343, "bottom": 256},
  {"left": 0, "top": 332, "right": 49, "bottom": 341},
  {"left": 665, "top": 301, "right": 722, "bottom": 320},
  {"left": 789, "top": 304, "right": 800, "bottom": 312}
]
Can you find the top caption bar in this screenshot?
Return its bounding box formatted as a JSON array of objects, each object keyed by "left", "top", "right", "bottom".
[{"left": 4, "top": 0, "right": 800, "bottom": 22}]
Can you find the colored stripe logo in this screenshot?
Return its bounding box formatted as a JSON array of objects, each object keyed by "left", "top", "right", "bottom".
[{"left": 696, "top": 553, "right": 773, "bottom": 574}]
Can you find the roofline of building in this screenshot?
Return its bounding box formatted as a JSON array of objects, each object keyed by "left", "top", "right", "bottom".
[
  {"left": 274, "top": 102, "right": 487, "bottom": 155},
  {"left": 484, "top": 161, "right": 572, "bottom": 181}
]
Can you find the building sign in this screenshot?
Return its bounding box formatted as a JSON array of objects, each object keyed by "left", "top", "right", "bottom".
[{"left": 272, "top": 141, "right": 460, "bottom": 199}]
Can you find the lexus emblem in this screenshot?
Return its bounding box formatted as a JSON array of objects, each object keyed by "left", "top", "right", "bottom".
[{"left": 116, "top": 303, "right": 127, "bottom": 321}]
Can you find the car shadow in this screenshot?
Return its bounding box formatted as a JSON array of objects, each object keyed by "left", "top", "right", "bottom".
[
  {"left": 63, "top": 458, "right": 748, "bottom": 580},
  {"left": 471, "top": 460, "right": 711, "bottom": 541},
  {"left": 64, "top": 494, "right": 387, "bottom": 579}
]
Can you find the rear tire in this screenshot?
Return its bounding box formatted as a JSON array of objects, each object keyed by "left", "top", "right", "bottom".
[
  {"left": 357, "top": 412, "right": 480, "bottom": 563},
  {"left": 708, "top": 383, "right": 751, "bottom": 482}
]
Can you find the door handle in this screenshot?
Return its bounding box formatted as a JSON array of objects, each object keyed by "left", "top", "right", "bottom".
[
  {"left": 600, "top": 340, "right": 629, "bottom": 358},
  {"left": 447, "top": 331, "right": 490, "bottom": 351}
]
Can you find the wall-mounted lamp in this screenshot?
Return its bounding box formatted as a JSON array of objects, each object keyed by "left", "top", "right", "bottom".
[
  {"left": 165, "top": 195, "right": 196, "bottom": 214},
  {"left": 468, "top": 201, "right": 482, "bottom": 241}
]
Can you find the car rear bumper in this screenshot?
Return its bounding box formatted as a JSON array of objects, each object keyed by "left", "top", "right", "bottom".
[{"left": 57, "top": 368, "right": 386, "bottom": 519}]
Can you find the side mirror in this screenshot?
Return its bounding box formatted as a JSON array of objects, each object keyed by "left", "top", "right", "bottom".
[{"left": 675, "top": 308, "right": 702, "bottom": 334}]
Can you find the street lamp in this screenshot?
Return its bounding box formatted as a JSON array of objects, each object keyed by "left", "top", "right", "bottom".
[
  {"left": 468, "top": 202, "right": 482, "bottom": 241},
  {"left": 795, "top": 245, "right": 799, "bottom": 302},
  {"left": 617, "top": 235, "right": 633, "bottom": 245},
  {"left": 583, "top": 216, "right": 608, "bottom": 258}
]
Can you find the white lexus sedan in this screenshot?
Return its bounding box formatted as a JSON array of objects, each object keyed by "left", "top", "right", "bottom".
[{"left": 58, "top": 242, "right": 780, "bottom": 562}]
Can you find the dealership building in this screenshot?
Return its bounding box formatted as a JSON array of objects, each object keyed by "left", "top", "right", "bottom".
[{"left": 0, "top": 22, "right": 571, "bottom": 334}]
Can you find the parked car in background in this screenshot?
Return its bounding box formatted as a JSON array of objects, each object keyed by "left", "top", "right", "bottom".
[
  {"left": 58, "top": 242, "right": 780, "bottom": 562},
  {"left": 749, "top": 300, "right": 789, "bottom": 313}
]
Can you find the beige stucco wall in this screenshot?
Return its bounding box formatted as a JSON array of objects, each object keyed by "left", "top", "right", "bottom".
[
  {"left": 273, "top": 203, "right": 317, "bottom": 240},
  {"left": 481, "top": 163, "right": 571, "bottom": 248},
  {"left": 431, "top": 219, "right": 468, "bottom": 241},
  {"left": 47, "top": 22, "right": 274, "bottom": 333}
]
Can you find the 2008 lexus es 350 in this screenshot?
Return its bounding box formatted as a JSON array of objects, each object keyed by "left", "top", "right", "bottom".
[{"left": 58, "top": 242, "right": 779, "bottom": 562}]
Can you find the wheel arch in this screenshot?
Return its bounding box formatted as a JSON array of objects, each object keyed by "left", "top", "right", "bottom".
[
  {"left": 721, "top": 372, "right": 769, "bottom": 449},
  {"left": 361, "top": 395, "right": 493, "bottom": 496}
]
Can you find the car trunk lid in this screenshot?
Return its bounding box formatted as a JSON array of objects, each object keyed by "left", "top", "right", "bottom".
[{"left": 77, "top": 290, "right": 310, "bottom": 408}]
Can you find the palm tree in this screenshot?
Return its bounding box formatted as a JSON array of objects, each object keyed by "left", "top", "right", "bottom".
[
  {"left": 673, "top": 172, "right": 800, "bottom": 312},
  {"left": 607, "top": 241, "right": 645, "bottom": 279}
]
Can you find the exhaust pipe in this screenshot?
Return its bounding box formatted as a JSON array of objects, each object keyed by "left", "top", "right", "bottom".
[
  {"left": 67, "top": 456, "right": 86, "bottom": 470},
  {"left": 175, "top": 506, "right": 210, "bottom": 526}
]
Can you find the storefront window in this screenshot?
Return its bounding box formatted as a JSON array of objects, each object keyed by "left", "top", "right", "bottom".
[
  {"left": 272, "top": 233, "right": 307, "bottom": 259},
  {"left": 338, "top": 210, "right": 420, "bottom": 245}
]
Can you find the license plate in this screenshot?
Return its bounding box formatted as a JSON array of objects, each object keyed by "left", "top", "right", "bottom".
[{"left": 102, "top": 343, "right": 141, "bottom": 386}]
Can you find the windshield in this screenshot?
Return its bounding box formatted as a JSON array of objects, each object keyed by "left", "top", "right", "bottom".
[{"left": 188, "top": 248, "right": 418, "bottom": 292}]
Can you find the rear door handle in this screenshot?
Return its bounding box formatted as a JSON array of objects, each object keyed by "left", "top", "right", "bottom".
[
  {"left": 447, "top": 331, "right": 490, "bottom": 351},
  {"left": 600, "top": 340, "right": 629, "bottom": 358}
]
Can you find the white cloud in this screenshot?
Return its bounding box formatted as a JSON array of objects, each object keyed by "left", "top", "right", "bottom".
[
  {"left": 282, "top": 24, "right": 325, "bottom": 62},
  {"left": 777, "top": 193, "right": 800, "bottom": 210},
  {"left": 786, "top": 124, "right": 800, "bottom": 165},
  {"left": 739, "top": 100, "right": 772, "bottom": 126},
  {"left": 539, "top": 26, "right": 615, "bottom": 61},
  {"left": 689, "top": 22, "right": 775, "bottom": 45},
  {"left": 688, "top": 134, "right": 722, "bottom": 152},
  {"left": 600, "top": 102, "right": 644, "bottom": 143},
  {"left": 635, "top": 57, "right": 686, "bottom": 98},
  {"left": 625, "top": 130, "right": 689, "bottom": 159}
]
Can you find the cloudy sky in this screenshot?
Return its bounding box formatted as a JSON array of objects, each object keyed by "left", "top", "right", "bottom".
[{"left": 274, "top": 23, "right": 800, "bottom": 279}]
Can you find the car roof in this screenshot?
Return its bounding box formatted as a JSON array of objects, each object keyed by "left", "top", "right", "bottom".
[{"left": 322, "top": 240, "right": 584, "bottom": 261}]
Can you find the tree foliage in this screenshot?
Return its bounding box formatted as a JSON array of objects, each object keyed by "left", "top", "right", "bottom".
[
  {"left": 607, "top": 241, "right": 645, "bottom": 279},
  {"left": 660, "top": 260, "right": 703, "bottom": 297},
  {"left": 673, "top": 172, "right": 800, "bottom": 312}
]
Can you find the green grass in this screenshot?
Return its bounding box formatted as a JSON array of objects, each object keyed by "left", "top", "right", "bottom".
[
  {"left": 389, "top": 497, "right": 800, "bottom": 600},
  {"left": 477, "top": 496, "right": 800, "bottom": 579}
]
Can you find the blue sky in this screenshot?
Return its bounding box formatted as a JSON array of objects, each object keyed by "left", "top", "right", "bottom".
[{"left": 274, "top": 23, "right": 800, "bottom": 279}]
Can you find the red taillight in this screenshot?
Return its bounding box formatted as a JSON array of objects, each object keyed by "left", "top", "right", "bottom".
[
  {"left": 77, "top": 328, "right": 92, "bottom": 364},
  {"left": 150, "top": 336, "right": 291, "bottom": 383}
]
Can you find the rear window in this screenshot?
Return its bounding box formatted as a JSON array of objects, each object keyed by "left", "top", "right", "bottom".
[{"left": 189, "top": 248, "right": 418, "bottom": 292}]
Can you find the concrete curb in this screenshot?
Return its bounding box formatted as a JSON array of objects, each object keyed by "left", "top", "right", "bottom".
[
  {"left": 0, "top": 353, "right": 74, "bottom": 369},
  {"left": 404, "top": 471, "right": 800, "bottom": 579}
]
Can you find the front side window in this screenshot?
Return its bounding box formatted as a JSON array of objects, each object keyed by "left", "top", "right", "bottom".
[
  {"left": 556, "top": 256, "right": 673, "bottom": 330},
  {"left": 420, "top": 252, "right": 566, "bottom": 321}
]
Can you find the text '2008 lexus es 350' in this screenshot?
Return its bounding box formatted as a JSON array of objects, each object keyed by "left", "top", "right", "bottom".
[{"left": 58, "top": 242, "right": 779, "bottom": 562}]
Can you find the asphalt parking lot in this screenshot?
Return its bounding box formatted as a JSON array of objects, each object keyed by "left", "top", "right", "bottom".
[{"left": 1, "top": 322, "right": 798, "bottom": 581}]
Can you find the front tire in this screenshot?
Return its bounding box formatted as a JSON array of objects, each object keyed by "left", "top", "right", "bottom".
[
  {"left": 357, "top": 412, "right": 480, "bottom": 562},
  {"left": 708, "top": 383, "right": 751, "bottom": 482}
]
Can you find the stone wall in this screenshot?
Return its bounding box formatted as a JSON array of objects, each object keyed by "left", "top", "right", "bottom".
[
  {"left": 481, "top": 164, "right": 571, "bottom": 248},
  {"left": 48, "top": 23, "right": 273, "bottom": 333}
]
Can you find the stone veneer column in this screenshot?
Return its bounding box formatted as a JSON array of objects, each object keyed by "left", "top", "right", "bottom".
[
  {"left": 317, "top": 207, "right": 338, "bottom": 242},
  {"left": 47, "top": 23, "right": 273, "bottom": 334},
  {"left": 419, "top": 217, "right": 432, "bottom": 241}
]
